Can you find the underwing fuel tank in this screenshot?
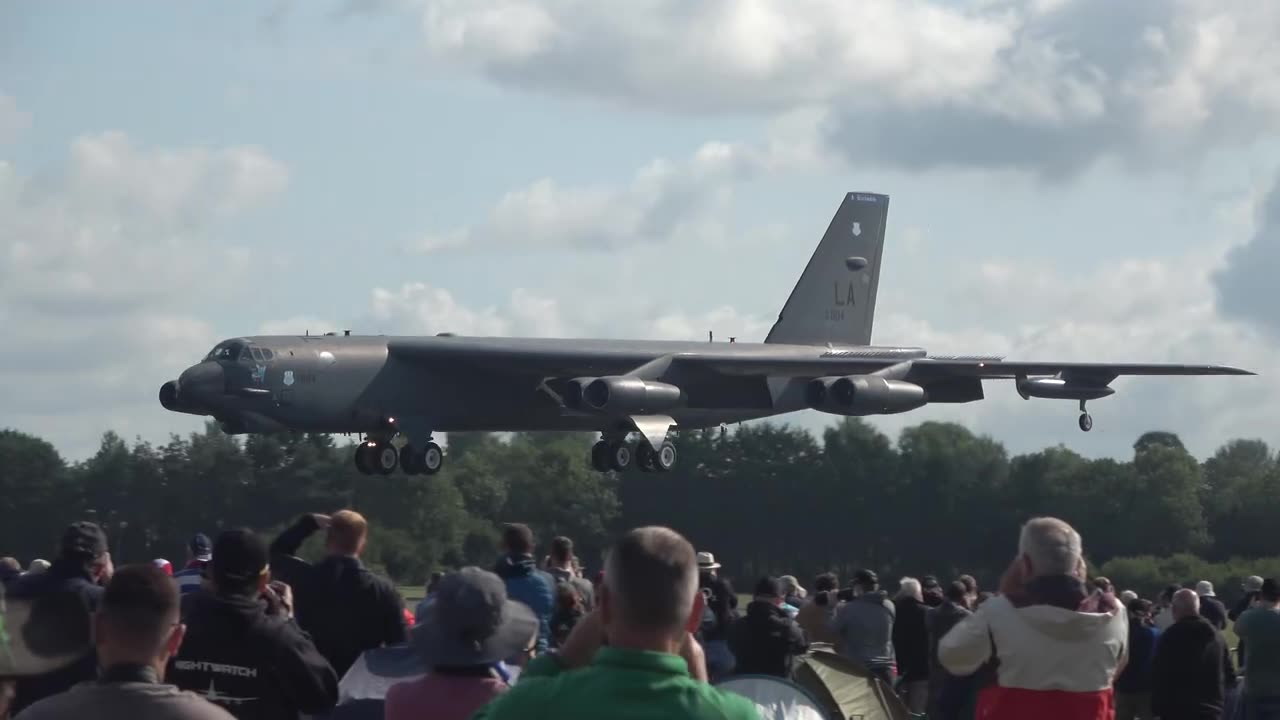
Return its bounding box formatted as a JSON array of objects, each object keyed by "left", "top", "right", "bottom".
[{"left": 1016, "top": 377, "right": 1116, "bottom": 401}]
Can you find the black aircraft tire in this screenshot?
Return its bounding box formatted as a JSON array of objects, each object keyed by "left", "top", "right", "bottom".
[
  {"left": 354, "top": 443, "right": 373, "bottom": 475},
  {"left": 609, "top": 442, "right": 633, "bottom": 472},
  {"left": 1079, "top": 413, "right": 1093, "bottom": 432},
  {"left": 590, "top": 441, "right": 611, "bottom": 472},
  {"left": 655, "top": 441, "right": 677, "bottom": 472},
  {"left": 422, "top": 442, "right": 444, "bottom": 475},
  {"left": 400, "top": 445, "right": 422, "bottom": 475}
]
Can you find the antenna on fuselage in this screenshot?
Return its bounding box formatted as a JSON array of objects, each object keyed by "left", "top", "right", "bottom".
[{"left": 708, "top": 331, "right": 713, "bottom": 343}]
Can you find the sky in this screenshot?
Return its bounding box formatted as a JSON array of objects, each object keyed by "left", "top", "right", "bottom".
[{"left": 3, "top": 0, "right": 1280, "bottom": 462}]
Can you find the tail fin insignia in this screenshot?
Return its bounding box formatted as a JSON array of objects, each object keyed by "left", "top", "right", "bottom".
[{"left": 765, "top": 192, "right": 889, "bottom": 347}]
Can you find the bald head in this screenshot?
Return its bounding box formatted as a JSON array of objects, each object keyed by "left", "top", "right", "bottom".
[
  {"left": 1018, "top": 517, "right": 1084, "bottom": 579},
  {"left": 1172, "top": 589, "right": 1200, "bottom": 620},
  {"left": 603, "top": 526, "right": 699, "bottom": 637}
]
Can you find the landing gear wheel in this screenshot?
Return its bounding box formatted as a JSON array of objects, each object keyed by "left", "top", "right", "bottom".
[
  {"left": 400, "top": 445, "right": 423, "bottom": 475},
  {"left": 654, "top": 440, "right": 677, "bottom": 472},
  {"left": 590, "top": 441, "right": 611, "bottom": 472},
  {"left": 374, "top": 443, "right": 399, "bottom": 475},
  {"left": 635, "top": 442, "right": 656, "bottom": 472},
  {"left": 1079, "top": 413, "right": 1093, "bottom": 432},
  {"left": 354, "top": 442, "right": 374, "bottom": 475},
  {"left": 609, "top": 441, "right": 633, "bottom": 472},
  {"left": 421, "top": 442, "right": 444, "bottom": 475}
]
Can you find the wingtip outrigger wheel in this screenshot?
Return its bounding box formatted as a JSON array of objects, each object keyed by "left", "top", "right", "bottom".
[{"left": 1078, "top": 399, "right": 1093, "bottom": 432}]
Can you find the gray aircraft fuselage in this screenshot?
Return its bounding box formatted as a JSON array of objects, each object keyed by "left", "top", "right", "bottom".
[{"left": 162, "top": 334, "right": 930, "bottom": 437}]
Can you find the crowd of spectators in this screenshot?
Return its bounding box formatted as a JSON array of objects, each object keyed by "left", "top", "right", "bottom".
[{"left": 3, "top": 513, "right": 1280, "bottom": 720}]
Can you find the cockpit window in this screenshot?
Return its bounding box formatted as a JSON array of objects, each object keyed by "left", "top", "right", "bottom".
[
  {"left": 205, "top": 341, "right": 247, "bottom": 363},
  {"left": 251, "top": 348, "right": 264, "bottom": 362}
]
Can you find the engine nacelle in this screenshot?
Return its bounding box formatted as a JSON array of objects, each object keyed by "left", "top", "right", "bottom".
[
  {"left": 806, "top": 375, "right": 928, "bottom": 416},
  {"left": 1016, "top": 377, "right": 1115, "bottom": 401},
  {"left": 562, "top": 377, "right": 597, "bottom": 410},
  {"left": 582, "top": 376, "right": 684, "bottom": 414}
]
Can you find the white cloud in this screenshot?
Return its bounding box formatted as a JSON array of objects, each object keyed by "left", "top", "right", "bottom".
[
  {"left": 414, "top": 124, "right": 826, "bottom": 253},
  {"left": 420, "top": 0, "right": 1280, "bottom": 175},
  {"left": 1215, "top": 172, "right": 1280, "bottom": 338},
  {"left": 0, "top": 93, "right": 31, "bottom": 144},
  {"left": 0, "top": 132, "right": 290, "bottom": 459}
]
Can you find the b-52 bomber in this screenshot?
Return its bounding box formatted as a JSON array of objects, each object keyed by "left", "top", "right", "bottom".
[{"left": 160, "top": 192, "right": 1253, "bottom": 476}]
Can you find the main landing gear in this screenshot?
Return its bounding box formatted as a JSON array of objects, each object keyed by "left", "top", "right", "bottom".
[
  {"left": 590, "top": 435, "right": 677, "bottom": 473},
  {"left": 1078, "top": 400, "right": 1093, "bottom": 432},
  {"left": 353, "top": 436, "right": 444, "bottom": 476}
]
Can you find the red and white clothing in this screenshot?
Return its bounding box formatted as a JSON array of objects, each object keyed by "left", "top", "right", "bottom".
[{"left": 939, "top": 578, "right": 1128, "bottom": 720}]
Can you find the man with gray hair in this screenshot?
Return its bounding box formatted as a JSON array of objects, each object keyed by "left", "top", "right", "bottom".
[
  {"left": 1151, "top": 588, "right": 1234, "bottom": 720},
  {"left": 472, "top": 526, "right": 758, "bottom": 720},
  {"left": 893, "top": 577, "right": 930, "bottom": 714},
  {"left": 939, "top": 517, "right": 1128, "bottom": 720}
]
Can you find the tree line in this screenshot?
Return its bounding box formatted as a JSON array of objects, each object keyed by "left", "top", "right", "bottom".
[{"left": 2, "top": 420, "right": 1277, "bottom": 604}]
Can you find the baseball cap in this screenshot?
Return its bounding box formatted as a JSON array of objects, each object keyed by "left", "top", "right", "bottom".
[
  {"left": 210, "top": 529, "right": 269, "bottom": 589},
  {"left": 779, "top": 575, "right": 806, "bottom": 596},
  {"left": 188, "top": 533, "right": 213, "bottom": 562},
  {"left": 58, "top": 522, "right": 108, "bottom": 562},
  {"left": 853, "top": 569, "right": 879, "bottom": 588},
  {"left": 1244, "top": 576, "right": 1264, "bottom": 592},
  {"left": 411, "top": 567, "right": 538, "bottom": 668},
  {"left": 922, "top": 575, "right": 941, "bottom": 590}
]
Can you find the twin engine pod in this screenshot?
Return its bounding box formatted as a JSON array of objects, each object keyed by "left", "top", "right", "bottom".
[
  {"left": 806, "top": 375, "right": 928, "bottom": 416},
  {"left": 564, "top": 376, "right": 685, "bottom": 414}
]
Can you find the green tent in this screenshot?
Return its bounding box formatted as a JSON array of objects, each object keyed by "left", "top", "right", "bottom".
[{"left": 790, "top": 646, "right": 914, "bottom": 720}]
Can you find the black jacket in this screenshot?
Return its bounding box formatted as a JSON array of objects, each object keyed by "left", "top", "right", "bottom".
[
  {"left": 926, "top": 601, "right": 971, "bottom": 681},
  {"left": 892, "top": 596, "right": 930, "bottom": 682},
  {"left": 1151, "top": 615, "right": 1233, "bottom": 720},
  {"left": 1230, "top": 592, "right": 1258, "bottom": 622},
  {"left": 1200, "top": 596, "right": 1229, "bottom": 630},
  {"left": 269, "top": 514, "right": 407, "bottom": 676},
  {"left": 698, "top": 574, "right": 739, "bottom": 643},
  {"left": 6, "top": 559, "right": 103, "bottom": 715},
  {"left": 1114, "top": 618, "right": 1159, "bottom": 693},
  {"left": 168, "top": 589, "right": 339, "bottom": 720},
  {"left": 728, "top": 600, "right": 808, "bottom": 678}
]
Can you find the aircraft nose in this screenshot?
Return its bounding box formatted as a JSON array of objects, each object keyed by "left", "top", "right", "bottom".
[{"left": 163, "top": 361, "right": 224, "bottom": 411}]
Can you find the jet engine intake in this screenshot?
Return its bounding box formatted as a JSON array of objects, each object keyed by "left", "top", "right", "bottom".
[
  {"left": 563, "top": 377, "right": 597, "bottom": 411},
  {"left": 807, "top": 375, "right": 927, "bottom": 415},
  {"left": 582, "top": 376, "right": 684, "bottom": 414},
  {"left": 1016, "top": 377, "right": 1115, "bottom": 401}
]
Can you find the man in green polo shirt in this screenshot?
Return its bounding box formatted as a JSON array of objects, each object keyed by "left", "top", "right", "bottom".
[{"left": 471, "top": 526, "right": 759, "bottom": 720}]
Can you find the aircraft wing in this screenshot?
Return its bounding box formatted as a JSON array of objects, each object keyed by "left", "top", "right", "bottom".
[
  {"left": 900, "top": 359, "right": 1255, "bottom": 381},
  {"left": 387, "top": 339, "right": 1254, "bottom": 382},
  {"left": 699, "top": 357, "right": 1253, "bottom": 384}
]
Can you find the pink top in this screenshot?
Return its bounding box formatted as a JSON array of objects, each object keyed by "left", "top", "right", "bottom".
[{"left": 384, "top": 674, "right": 509, "bottom": 720}]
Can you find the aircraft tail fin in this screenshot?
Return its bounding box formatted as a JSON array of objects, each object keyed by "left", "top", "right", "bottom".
[{"left": 765, "top": 192, "right": 889, "bottom": 347}]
